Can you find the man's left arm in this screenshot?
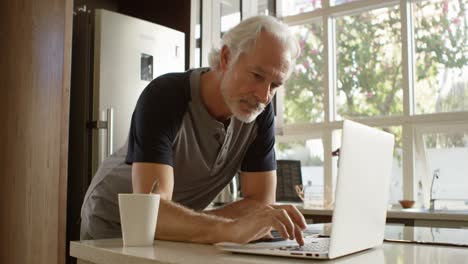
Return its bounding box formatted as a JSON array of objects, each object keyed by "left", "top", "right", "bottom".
[
  {"left": 203, "top": 171, "right": 276, "bottom": 219},
  {"left": 203, "top": 170, "right": 307, "bottom": 244},
  {"left": 203, "top": 171, "right": 306, "bottom": 228}
]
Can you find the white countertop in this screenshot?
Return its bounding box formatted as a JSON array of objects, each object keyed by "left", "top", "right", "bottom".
[
  {"left": 71, "top": 239, "right": 468, "bottom": 264},
  {"left": 297, "top": 205, "right": 468, "bottom": 221},
  {"left": 387, "top": 208, "right": 468, "bottom": 221},
  {"left": 70, "top": 225, "right": 468, "bottom": 264}
]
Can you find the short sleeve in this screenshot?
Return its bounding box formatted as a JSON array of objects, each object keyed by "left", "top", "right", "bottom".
[
  {"left": 240, "top": 103, "right": 277, "bottom": 172},
  {"left": 125, "top": 72, "right": 191, "bottom": 166}
]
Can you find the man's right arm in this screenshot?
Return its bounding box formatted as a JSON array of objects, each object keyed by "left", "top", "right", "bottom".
[
  {"left": 132, "top": 162, "right": 299, "bottom": 244},
  {"left": 132, "top": 162, "right": 233, "bottom": 243}
]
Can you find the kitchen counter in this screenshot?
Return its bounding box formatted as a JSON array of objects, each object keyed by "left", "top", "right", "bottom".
[
  {"left": 299, "top": 206, "right": 468, "bottom": 220},
  {"left": 70, "top": 225, "right": 468, "bottom": 264},
  {"left": 294, "top": 204, "right": 468, "bottom": 227}
]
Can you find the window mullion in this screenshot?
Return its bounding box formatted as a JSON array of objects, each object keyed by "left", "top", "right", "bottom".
[
  {"left": 201, "top": 0, "right": 214, "bottom": 67},
  {"left": 402, "top": 124, "right": 416, "bottom": 201},
  {"left": 323, "top": 5, "right": 335, "bottom": 205},
  {"left": 401, "top": 0, "right": 415, "bottom": 118},
  {"left": 401, "top": 0, "right": 416, "bottom": 201},
  {"left": 323, "top": 131, "right": 334, "bottom": 206},
  {"left": 241, "top": 0, "right": 257, "bottom": 19}
]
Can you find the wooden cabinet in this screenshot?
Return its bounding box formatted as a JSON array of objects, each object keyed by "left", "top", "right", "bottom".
[
  {"left": 0, "top": 1, "right": 192, "bottom": 264},
  {"left": 0, "top": 1, "right": 73, "bottom": 264}
]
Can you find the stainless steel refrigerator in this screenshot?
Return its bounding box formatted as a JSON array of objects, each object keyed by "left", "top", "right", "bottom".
[{"left": 67, "top": 8, "right": 184, "bottom": 262}]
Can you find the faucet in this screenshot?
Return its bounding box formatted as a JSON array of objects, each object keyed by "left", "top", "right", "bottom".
[{"left": 429, "top": 169, "right": 440, "bottom": 211}]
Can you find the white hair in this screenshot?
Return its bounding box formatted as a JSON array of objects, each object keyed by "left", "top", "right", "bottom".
[{"left": 208, "top": 15, "right": 300, "bottom": 77}]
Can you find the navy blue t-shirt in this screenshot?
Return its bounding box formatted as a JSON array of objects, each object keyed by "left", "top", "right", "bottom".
[{"left": 125, "top": 68, "right": 276, "bottom": 209}]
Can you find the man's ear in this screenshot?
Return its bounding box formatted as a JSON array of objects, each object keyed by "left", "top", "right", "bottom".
[{"left": 220, "top": 45, "right": 230, "bottom": 72}]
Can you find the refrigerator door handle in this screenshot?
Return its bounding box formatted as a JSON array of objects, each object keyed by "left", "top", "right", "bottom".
[
  {"left": 87, "top": 120, "right": 107, "bottom": 129},
  {"left": 106, "top": 108, "right": 114, "bottom": 157}
]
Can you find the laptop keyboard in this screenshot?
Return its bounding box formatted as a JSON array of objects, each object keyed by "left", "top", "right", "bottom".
[{"left": 274, "top": 238, "right": 330, "bottom": 252}]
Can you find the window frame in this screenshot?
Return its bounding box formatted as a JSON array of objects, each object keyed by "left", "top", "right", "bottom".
[
  {"left": 190, "top": 0, "right": 468, "bottom": 208},
  {"left": 276, "top": 0, "right": 468, "bottom": 207}
]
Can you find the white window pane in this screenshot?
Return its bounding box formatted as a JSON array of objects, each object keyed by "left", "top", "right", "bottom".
[
  {"left": 335, "top": 6, "right": 403, "bottom": 120},
  {"left": 280, "top": 0, "right": 322, "bottom": 17},
  {"left": 413, "top": 0, "right": 468, "bottom": 114},
  {"left": 284, "top": 23, "right": 324, "bottom": 124},
  {"left": 195, "top": 24, "right": 201, "bottom": 39},
  {"left": 423, "top": 130, "right": 468, "bottom": 210},
  {"left": 257, "top": 0, "right": 275, "bottom": 16},
  {"left": 193, "top": 0, "right": 202, "bottom": 68},
  {"left": 332, "top": 0, "right": 359, "bottom": 6},
  {"left": 275, "top": 139, "right": 325, "bottom": 204},
  {"left": 195, "top": 48, "right": 201, "bottom": 68},
  {"left": 221, "top": 0, "right": 241, "bottom": 35}
]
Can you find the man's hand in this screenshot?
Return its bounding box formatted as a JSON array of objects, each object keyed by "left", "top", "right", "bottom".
[
  {"left": 224, "top": 204, "right": 307, "bottom": 246},
  {"left": 271, "top": 204, "right": 308, "bottom": 244}
]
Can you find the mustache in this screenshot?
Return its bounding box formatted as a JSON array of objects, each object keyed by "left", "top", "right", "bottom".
[{"left": 239, "top": 96, "right": 266, "bottom": 113}]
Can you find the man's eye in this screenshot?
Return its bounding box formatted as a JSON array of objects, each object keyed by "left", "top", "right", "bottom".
[
  {"left": 252, "top": 72, "right": 263, "bottom": 80},
  {"left": 271, "top": 82, "right": 283, "bottom": 90}
]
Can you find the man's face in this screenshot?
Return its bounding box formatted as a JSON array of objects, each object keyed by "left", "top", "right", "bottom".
[{"left": 220, "top": 31, "right": 290, "bottom": 123}]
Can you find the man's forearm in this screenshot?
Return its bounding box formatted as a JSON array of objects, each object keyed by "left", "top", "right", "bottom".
[
  {"left": 202, "top": 198, "right": 268, "bottom": 219},
  {"left": 156, "top": 198, "right": 307, "bottom": 246},
  {"left": 156, "top": 199, "right": 234, "bottom": 243}
]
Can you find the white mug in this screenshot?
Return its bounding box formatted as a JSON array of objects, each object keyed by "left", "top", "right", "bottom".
[{"left": 118, "top": 193, "right": 160, "bottom": 246}]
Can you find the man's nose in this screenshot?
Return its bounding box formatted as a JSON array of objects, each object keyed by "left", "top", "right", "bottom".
[{"left": 254, "top": 83, "right": 271, "bottom": 105}]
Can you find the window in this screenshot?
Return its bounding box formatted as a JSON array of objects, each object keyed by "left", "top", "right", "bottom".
[
  {"left": 413, "top": 0, "right": 468, "bottom": 114},
  {"left": 332, "top": 0, "right": 359, "bottom": 6},
  {"left": 257, "top": 0, "right": 276, "bottom": 16},
  {"left": 193, "top": 0, "right": 468, "bottom": 210},
  {"left": 416, "top": 125, "right": 468, "bottom": 210},
  {"left": 277, "top": 0, "right": 468, "bottom": 210},
  {"left": 335, "top": 5, "right": 403, "bottom": 120},
  {"left": 279, "top": 0, "right": 322, "bottom": 17},
  {"left": 221, "top": 0, "right": 241, "bottom": 36},
  {"left": 284, "top": 22, "right": 325, "bottom": 124},
  {"left": 194, "top": 0, "right": 202, "bottom": 68},
  {"left": 276, "top": 138, "right": 325, "bottom": 203}
]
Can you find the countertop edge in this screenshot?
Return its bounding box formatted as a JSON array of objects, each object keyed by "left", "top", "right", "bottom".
[
  {"left": 299, "top": 208, "right": 468, "bottom": 221},
  {"left": 70, "top": 241, "right": 167, "bottom": 264}
]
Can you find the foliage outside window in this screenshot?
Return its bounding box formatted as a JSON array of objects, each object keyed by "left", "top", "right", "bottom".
[
  {"left": 277, "top": 0, "right": 468, "bottom": 208},
  {"left": 285, "top": 23, "right": 324, "bottom": 124},
  {"left": 335, "top": 6, "right": 403, "bottom": 119},
  {"left": 414, "top": 0, "right": 468, "bottom": 114},
  {"left": 197, "top": 0, "right": 468, "bottom": 209},
  {"left": 280, "top": 0, "right": 322, "bottom": 17}
]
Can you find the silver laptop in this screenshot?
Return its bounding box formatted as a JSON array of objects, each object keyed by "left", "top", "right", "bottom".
[{"left": 217, "top": 119, "right": 395, "bottom": 259}]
